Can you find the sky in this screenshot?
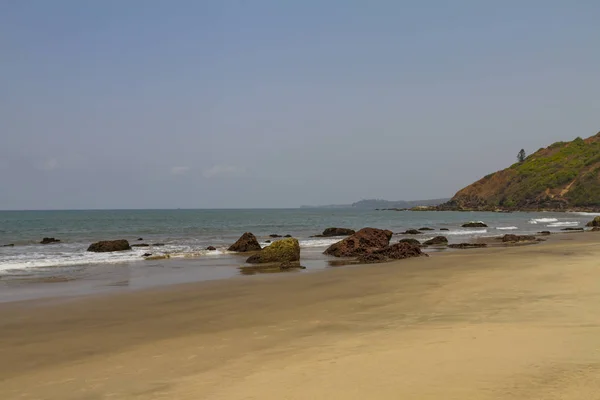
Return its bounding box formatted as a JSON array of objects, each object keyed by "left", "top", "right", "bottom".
[{"left": 1, "top": 1, "right": 599, "bottom": 209}]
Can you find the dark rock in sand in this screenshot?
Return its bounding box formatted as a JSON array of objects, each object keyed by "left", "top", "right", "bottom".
[
  {"left": 142, "top": 253, "right": 152, "bottom": 257},
  {"left": 357, "top": 242, "right": 427, "bottom": 264},
  {"left": 400, "top": 229, "right": 423, "bottom": 235},
  {"left": 152, "top": 243, "right": 165, "bottom": 247},
  {"left": 538, "top": 231, "right": 551, "bottom": 235},
  {"left": 324, "top": 228, "right": 393, "bottom": 257},
  {"left": 131, "top": 243, "right": 150, "bottom": 247},
  {"left": 2, "top": 244, "right": 14, "bottom": 247},
  {"left": 137, "top": 238, "right": 144, "bottom": 241},
  {"left": 87, "top": 240, "right": 131, "bottom": 253},
  {"left": 269, "top": 234, "right": 282, "bottom": 238},
  {"left": 440, "top": 228, "right": 450, "bottom": 231},
  {"left": 423, "top": 236, "right": 448, "bottom": 246},
  {"left": 206, "top": 246, "right": 217, "bottom": 251},
  {"left": 586, "top": 216, "right": 600, "bottom": 227},
  {"left": 399, "top": 238, "right": 421, "bottom": 246},
  {"left": 561, "top": 227, "right": 584, "bottom": 231},
  {"left": 418, "top": 227, "right": 435, "bottom": 231},
  {"left": 265, "top": 240, "right": 271, "bottom": 243},
  {"left": 319, "top": 228, "right": 356, "bottom": 237},
  {"left": 41, "top": 237, "right": 61, "bottom": 244},
  {"left": 501, "top": 234, "right": 536, "bottom": 243},
  {"left": 284, "top": 234, "right": 292, "bottom": 238},
  {"left": 448, "top": 243, "right": 487, "bottom": 249},
  {"left": 246, "top": 238, "right": 300, "bottom": 264},
  {"left": 461, "top": 222, "right": 488, "bottom": 228},
  {"left": 228, "top": 232, "right": 262, "bottom": 252}
]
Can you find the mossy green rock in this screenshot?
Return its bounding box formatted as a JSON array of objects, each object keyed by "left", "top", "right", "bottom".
[
  {"left": 586, "top": 216, "right": 600, "bottom": 227},
  {"left": 246, "top": 238, "right": 300, "bottom": 264}
]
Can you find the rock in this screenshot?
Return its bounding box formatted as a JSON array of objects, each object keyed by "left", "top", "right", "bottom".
[
  {"left": 357, "top": 242, "right": 427, "bottom": 264},
  {"left": 400, "top": 229, "right": 423, "bottom": 235},
  {"left": 591, "top": 227, "right": 600, "bottom": 232},
  {"left": 265, "top": 240, "right": 271, "bottom": 243},
  {"left": 440, "top": 228, "right": 450, "bottom": 231},
  {"left": 137, "top": 238, "right": 144, "bottom": 241},
  {"left": 142, "top": 253, "right": 152, "bottom": 257},
  {"left": 399, "top": 238, "right": 421, "bottom": 246},
  {"left": 40, "top": 237, "right": 60, "bottom": 244},
  {"left": 561, "top": 227, "right": 584, "bottom": 231},
  {"left": 87, "top": 240, "right": 131, "bottom": 252},
  {"left": 448, "top": 243, "right": 487, "bottom": 249},
  {"left": 320, "top": 228, "right": 356, "bottom": 237},
  {"left": 269, "top": 234, "right": 282, "bottom": 238},
  {"left": 228, "top": 232, "right": 262, "bottom": 252},
  {"left": 537, "top": 231, "right": 551, "bottom": 235},
  {"left": 461, "top": 222, "right": 488, "bottom": 228},
  {"left": 324, "top": 228, "right": 393, "bottom": 257},
  {"left": 131, "top": 243, "right": 150, "bottom": 247},
  {"left": 423, "top": 236, "right": 448, "bottom": 246},
  {"left": 501, "top": 234, "right": 536, "bottom": 243},
  {"left": 2, "top": 244, "right": 14, "bottom": 247},
  {"left": 284, "top": 234, "right": 292, "bottom": 238},
  {"left": 246, "top": 238, "right": 300, "bottom": 264},
  {"left": 586, "top": 216, "right": 600, "bottom": 227},
  {"left": 152, "top": 243, "right": 165, "bottom": 247},
  {"left": 418, "top": 227, "right": 435, "bottom": 231},
  {"left": 206, "top": 246, "right": 217, "bottom": 251}
]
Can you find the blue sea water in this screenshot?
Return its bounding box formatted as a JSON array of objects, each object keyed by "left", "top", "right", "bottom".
[{"left": 0, "top": 208, "right": 595, "bottom": 275}]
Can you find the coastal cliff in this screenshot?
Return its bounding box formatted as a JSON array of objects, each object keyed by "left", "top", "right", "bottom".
[{"left": 440, "top": 132, "right": 600, "bottom": 211}]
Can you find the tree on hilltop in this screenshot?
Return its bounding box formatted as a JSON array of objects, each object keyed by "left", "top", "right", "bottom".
[{"left": 517, "top": 149, "right": 526, "bottom": 163}]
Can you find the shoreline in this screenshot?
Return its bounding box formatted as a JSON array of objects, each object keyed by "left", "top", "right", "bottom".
[{"left": 2, "top": 231, "right": 600, "bottom": 398}]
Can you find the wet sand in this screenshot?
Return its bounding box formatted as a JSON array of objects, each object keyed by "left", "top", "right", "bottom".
[{"left": 1, "top": 233, "right": 600, "bottom": 399}]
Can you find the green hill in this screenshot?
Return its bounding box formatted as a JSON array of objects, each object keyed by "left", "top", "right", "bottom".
[{"left": 441, "top": 132, "right": 600, "bottom": 211}]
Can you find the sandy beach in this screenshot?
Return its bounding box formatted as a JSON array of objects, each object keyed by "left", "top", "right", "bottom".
[{"left": 1, "top": 233, "right": 600, "bottom": 399}]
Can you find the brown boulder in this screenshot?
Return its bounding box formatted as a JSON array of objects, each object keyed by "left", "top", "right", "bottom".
[
  {"left": 228, "top": 232, "right": 262, "bottom": 252},
  {"left": 357, "top": 242, "right": 427, "bottom": 264},
  {"left": 87, "top": 240, "right": 131, "bottom": 253},
  {"left": 399, "top": 238, "right": 421, "bottom": 246},
  {"left": 324, "top": 228, "right": 393, "bottom": 257},
  {"left": 501, "top": 234, "right": 536, "bottom": 243},
  {"left": 401, "top": 229, "right": 423, "bottom": 235},
  {"left": 41, "top": 237, "right": 60, "bottom": 244},
  {"left": 423, "top": 236, "right": 448, "bottom": 246},
  {"left": 461, "top": 222, "right": 488, "bottom": 228},
  {"left": 206, "top": 246, "right": 217, "bottom": 251},
  {"left": 320, "top": 228, "right": 356, "bottom": 237}
]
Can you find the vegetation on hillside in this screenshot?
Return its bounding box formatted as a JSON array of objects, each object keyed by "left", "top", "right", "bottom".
[{"left": 446, "top": 132, "right": 600, "bottom": 210}]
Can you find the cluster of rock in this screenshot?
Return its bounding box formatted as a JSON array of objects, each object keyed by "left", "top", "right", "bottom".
[
  {"left": 448, "top": 243, "right": 487, "bottom": 249},
  {"left": 461, "top": 222, "right": 488, "bottom": 228},
  {"left": 41, "top": 237, "right": 61, "bottom": 244},
  {"left": 87, "top": 240, "right": 131, "bottom": 252},
  {"left": 501, "top": 234, "right": 536, "bottom": 243},
  {"left": 323, "top": 228, "right": 426, "bottom": 263}
]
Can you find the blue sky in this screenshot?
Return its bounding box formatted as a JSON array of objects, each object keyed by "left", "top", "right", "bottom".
[{"left": 1, "top": 1, "right": 599, "bottom": 209}]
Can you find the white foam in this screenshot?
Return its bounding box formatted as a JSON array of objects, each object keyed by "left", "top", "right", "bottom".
[
  {"left": 496, "top": 226, "right": 518, "bottom": 230},
  {"left": 299, "top": 238, "right": 343, "bottom": 248},
  {"left": 569, "top": 212, "right": 600, "bottom": 216},
  {"left": 547, "top": 221, "right": 580, "bottom": 227},
  {"left": 444, "top": 229, "right": 488, "bottom": 235},
  {"left": 529, "top": 218, "right": 558, "bottom": 224}
]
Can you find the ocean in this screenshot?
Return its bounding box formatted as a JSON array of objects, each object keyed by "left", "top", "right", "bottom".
[{"left": 0, "top": 209, "right": 597, "bottom": 301}]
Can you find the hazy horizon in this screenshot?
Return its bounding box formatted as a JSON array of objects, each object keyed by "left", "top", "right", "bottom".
[{"left": 2, "top": 1, "right": 599, "bottom": 210}]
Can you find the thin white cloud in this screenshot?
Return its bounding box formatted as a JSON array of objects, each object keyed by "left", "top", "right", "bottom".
[
  {"left": 202, "top": 165, "right": 246, "bottom": 179},
  {"left": 170, "top": 166, "right": 190, "bottom": 175}
]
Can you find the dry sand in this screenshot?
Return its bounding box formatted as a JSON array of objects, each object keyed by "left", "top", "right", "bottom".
[{"left": 1, "top": 233, "right": 600, "bottom": 399}]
